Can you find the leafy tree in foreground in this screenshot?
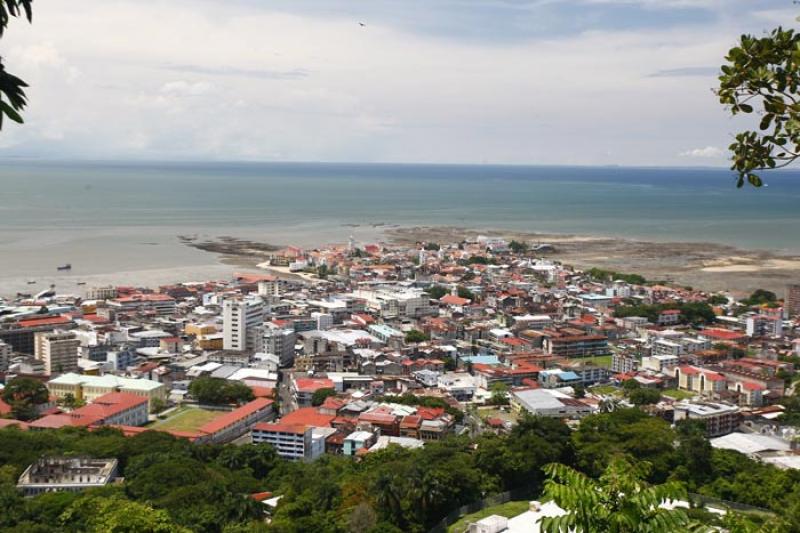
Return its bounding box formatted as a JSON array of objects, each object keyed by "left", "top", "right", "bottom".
[
  {"left": 2, "top": 377, "right": 49, "bottom": 420},
  {"left": 0, "top": 0, "right": 32, "bottom": 128},
  {"left": 311, "top": 387, "right": 337, "bottom": 407},
  {"left": 404, "top": 329, "right": 429, "bottom": 344},
  {"left": 718, "top": 25, "right": 800, "bottom": 187},
  {"left": 539, "top": 457, "right": 694, "bottom": 533}
]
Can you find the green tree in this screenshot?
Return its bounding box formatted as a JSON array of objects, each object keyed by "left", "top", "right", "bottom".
[
  {"left": 457, "top": 286, "right": 474, "bottom": 301},
  {"left": 188, "top": 377, "right": 254, "bottom": 405},
  {"left": 718, "top": 26, "right": 800, "bottom": 187},
  {"left": 404, "top": 329, "right": 429, "bottom": 344},
  {"left": 2, "top": 377, "right": 49, "bottom": 421},
  {"left": 509, "top": 240, "right": 528, "bottom": 253},
  {"left": 425, "top": 285, "right": 449, "bottom": 300},
  {"left": 628, "top": 388, "right": 662, "bottom": 406},
  {"left": 0, "top": 0, "right": 32, "bottom": 128},
  {"left": 61, "top": 495, "right": 191, "bottom": 533},
  {"left": 489, "top": 382, "right": 509, "bottom": 406},
  {"left": 539, "top": 457, "right": 693, "bottom": 533},
  {"left": 150, "top": 397, "right": 167, "bottom": 414},
  {"left": 311, "top": 388, "right": 337, "bottom": 407}
]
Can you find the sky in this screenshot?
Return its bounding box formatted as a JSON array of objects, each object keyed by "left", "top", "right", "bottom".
[{"left": 0, "top": 0, "right": 796, "bottom": 166}]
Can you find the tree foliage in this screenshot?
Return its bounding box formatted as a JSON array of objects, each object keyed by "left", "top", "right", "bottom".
[
  {"left": 311, "top": 388, "right": 337, "bottom": 407},
  {"left": 2, "top": 377, "right": 49, "bottom": 421},
  {"left": 188, "top": 377, "right": 255, "bottom": 405},
  {"left": 539, "top": 457, "right": 692, "bottom": 533},
  {"left": 718, "top": 26, "right": 800, "bottom": 186},
  {"left": 0, "top": 0, "right": 32, "bottom": 128},
  {"left": 404, "top": 329, "right": 429, "bottom": 344}
]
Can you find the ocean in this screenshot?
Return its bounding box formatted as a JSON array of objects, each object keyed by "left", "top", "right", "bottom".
[{"left": 1, "top": 161, "right": 799, "bottom": 295}]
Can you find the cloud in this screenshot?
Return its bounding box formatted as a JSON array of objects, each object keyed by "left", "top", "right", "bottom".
[
  {"left": 161, "top": 64, "right": 310, "bottom": 80},
  {"left": 648, "top": 66, "right": 718, "bottom": 77},
  {"left": 0, "top": 0, "right": 787, "bottom": 165},
  {"left": 680, "top": 146, "right": 725, "bottom": 158}
]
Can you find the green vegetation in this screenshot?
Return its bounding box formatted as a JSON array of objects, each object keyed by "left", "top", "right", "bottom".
[
  {"left": 718, "top": 25, "right": 800, "bottom": 186},
  {"left": 457, "top": 286, "right": 474, "bottom": 301},
  {"left": 466, "top": 255, "right": 495, "bottom": 265},
  {"left": 586, "top": 268, "right": 647, "bottom": 285},
  {"left": 706, "top": 294, "right": 729, "bottom": 306},
  {"left": 423, "top": 242, "right": 440, "bottom": 251},
  {"left": 426, "top": 285, "right": 449, "bottom": 300},
  {"left": 488, "top": 382, "right": 510, "bottom": 406},
  {"left": 614, "top": 302, "right": 716, "bottom": 325},
  {"left": 741, "top": 289, "right": 778, "bottom": 307},
  {"left": 540, "top": 457, "right": 691, "bottom": 533},
  {"left": 311, "top": 388, "right": 337, "bottom": 407},
  {"left": 447, "top": 500, "right": 529, "bottom": 533},
  {"left": 188, "top": 376, "right": 255, "bottom": 405},
  {"left": 150, "top": 406, "right": 222, "bottom": 432},
  {"left": 1, "top": 377, "right": 49, "bottom": 421},
  {"left": 662, "top": 389, "right": 695, "bottom": 401},
  {"left": 588, "top": 385, "right": 620, "bottom": 396},
  {"left": 509, "top": 240, "right": 528, "bottom": 254},
  {"left": 404, "top": 329, "right": 429, "bottom": 343},
  {"left": 0, "top": 1, "right": 32, "bottom": 129}
]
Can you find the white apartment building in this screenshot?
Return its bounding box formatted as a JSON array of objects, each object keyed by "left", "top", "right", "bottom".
[
  {"left": 641, "top": 354, "right": 680, "bottom": 373},
  {"left": 311, "top": 312, "right": 333, "bottom": 331},
  {"left": 223, "top": 298, "right": 265, "bottom": 351},
  {"left": 34, "top": 331, "right": 80, "bottom": 376},
  {"left": 251, "top": 423, "right": 327, "bottom": 461},
  {"left": 351, "top": 287, "right": 437, "bottom": 319},
  {"left": 746, "top": 314, "right": 783, "bottom": 339}
]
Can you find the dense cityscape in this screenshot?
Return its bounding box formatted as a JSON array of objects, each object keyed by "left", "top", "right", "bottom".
[{"left": 1, "top": 236, "right": 800, "bottom": 531}]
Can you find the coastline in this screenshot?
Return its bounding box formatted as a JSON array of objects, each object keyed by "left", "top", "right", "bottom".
[{"left": 2, "top": 225, "right": 799, "bottom": 299}]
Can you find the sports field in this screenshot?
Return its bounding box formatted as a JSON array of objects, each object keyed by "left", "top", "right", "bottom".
[{"left": 150, "top": 406, "right": 222, "bottom": 432}]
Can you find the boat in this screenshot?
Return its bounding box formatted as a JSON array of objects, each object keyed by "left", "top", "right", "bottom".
[
  {"left": 57, "top": 264, "right": 72, "bottom": 271},
  {"left": 76, "top": 281, "right": 86, "bottom": 286},
  {"left": 26, "top": 280, "right": 36, "bottom": 285}
]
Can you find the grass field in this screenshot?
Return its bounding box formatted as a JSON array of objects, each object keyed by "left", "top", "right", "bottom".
[
  {"left": 662, "top": 389, "right": 695, "bottom": 400},
  {"left": 150, "top": 406, "right": 222, "bottom": 432},
  {"left": 448, "top": 500, "right": 530, "bottom": 533},
  {"left": 589, "top": 384, "right": 620, "bottom": 396}
]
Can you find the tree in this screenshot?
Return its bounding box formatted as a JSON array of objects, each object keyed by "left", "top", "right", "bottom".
[
  {"left": 188, "top": 377, "right": 254, "bottom": 405},
  {"left": 425, "top": 285, "right": 448, "bottom": 300},
  {"left": 150, "top": 397, "right": 167, "bottom": 414},
  {"left": 539, "top": 457, "right": 693, "bottom": 533},
  {"left": 489, "top": 382, "right": 509, "bottom": 406},
  {"left": 404, "top": 329, "right": 428, "bottom": 344},
  {"left": 0, "top": 0, "right": 32, "bottom": 129},
  {"left": 311, "top": 388, "right": 337, "bottom": 407},
  {"left": 509, "top": 240, "right": 528, "bottom": 253},
  {"left": 628, "top": 388, "right": 662, "bottom": 406},
  {"left": 718, "top": 26, "right": 800, "bottom": 187},
  {"left": 457, "top": 286, "right": 474, "bottom": 301},
  {"left": 61, "top": 495, "right": 191, "bottom": 533},
  {"left": 2, "top": 377, "right": 49, "bottom": 421}
]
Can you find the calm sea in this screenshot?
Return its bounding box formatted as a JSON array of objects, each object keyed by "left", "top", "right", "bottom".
[{"left": 1, "top": 161, "right": 799, "bottom": 293}]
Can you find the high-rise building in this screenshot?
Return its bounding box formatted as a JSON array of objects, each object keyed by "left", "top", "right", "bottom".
[
  {"left": 786, "top": 284, "right": 800, "bottom": 318},
  {"left": 0, "top": 339, "right": 12, "bottom": 372},
  {"left": 257, "top": 323, "right": 296, "bottom": 367},
  {"left": 34, "top": 331, "right": 80, "bottom": 376},
  {"left": 223, "top": 298, "right": 265, "bottom": 352}
]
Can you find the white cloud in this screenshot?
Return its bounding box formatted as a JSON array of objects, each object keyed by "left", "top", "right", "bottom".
[
  {"left": 0, "top": 0, "right": 783, "bottom": 165},
  {"left": 680, "top": 146, "right": 725, "bottom": 158}
]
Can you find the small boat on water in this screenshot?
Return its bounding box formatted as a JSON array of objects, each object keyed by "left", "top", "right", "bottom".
[
  {"left": 27, "top": 280, "right": 36, "bottom": 285},
  {"left": 57, "top": 264, "right": 72, "bottom": 271},
  {"left": 76, "top": 281, "right": 86, "bottom": 286}
]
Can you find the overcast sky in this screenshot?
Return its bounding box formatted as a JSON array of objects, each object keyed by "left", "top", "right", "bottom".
[{"left": 0, "top": 0, "right": 795, "bottom": 166}]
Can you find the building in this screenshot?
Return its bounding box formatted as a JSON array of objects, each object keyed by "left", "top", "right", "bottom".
[
  {"left": 47, "top": 373, "right": 167, "bottom": 410},
  {"left": 30, "top": 392, "right": 149, "bottom": 430},
  {"left": 293, "top": 378, "right": 335, "bottom": 407},
  {"left": 86, "top": 286, "right": 118, "bottom": 300},
  {"left": 674, "top": 366, "right": 726, "bottom": 396},
  {"left": 786, "top": 284, "right": 800, "bottom": 318},
  {"left": 351, "top": 287, "right": 437, "bottom": 319},
  {"left": 34, "top": 331, "right": 80, "bottom": 376},
  {"left": 251, "top": 407, "right": 334, "bottom": 461},
  {"left": 223, "top": 298, "right": 265, "bottom": 351},
  {"left": 511, "top": 388, "right": 592, "bottom": 418},
  {"left": 196, "top": 397, "right": 275, "bottom": 444},
  {"left": 746, "top": 314, "right": 783, "bottom": 338},
  {"left": 673, "top": 401, "right": 741, "bottom": 437},
  {"left": 257, "top": 324, "right": 296, "bottom": 367},
  {"left": 17, "top": 457, "right": 119, "bottom": 496},
  {"left": 107, "top": 293, "right": 176, "bottom": 316},
  {"left": 343, "top": 430, "right": 376, "bottom": 455},
  {"left": 0, "top": 339, "right": 12, "bottom": 372},
  {"left": 543, "top": 332, "right": 608, "bottom": 358},
  {"left": 641, "top": 354, "right": 679, "bottom": 373}
]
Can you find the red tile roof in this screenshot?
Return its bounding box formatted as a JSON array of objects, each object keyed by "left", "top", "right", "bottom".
[
  {"left": 294, "top": 378, "right": 334, "bottom": 393},
  {"left": 279, "top": 407, "right": 335, "bottom": 428},
  {"left": 440, "top": 294, "right": 470, "bottom": 306},
  {"left": 199, "top": 398, "right": 273, "bottom": 435},
  {"left": 0, "top": 419, "right": 29, "bottom": 430},
  {"left": 17, "top": 316, "right": 72, "bottom": 328}
]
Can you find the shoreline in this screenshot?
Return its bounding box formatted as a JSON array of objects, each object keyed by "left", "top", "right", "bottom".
[{"left": 2, "top": 225, "right": 798, "bottom": 299}]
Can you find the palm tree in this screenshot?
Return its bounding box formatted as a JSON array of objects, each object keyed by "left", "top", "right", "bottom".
[{"left": 539, "top": 457, "right": 703, "bottom": 533}]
